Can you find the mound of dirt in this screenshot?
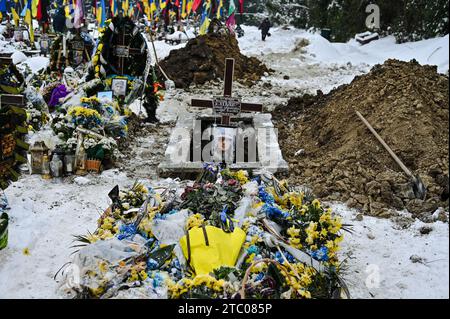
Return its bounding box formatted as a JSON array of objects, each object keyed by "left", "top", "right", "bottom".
[
  {"left": 274, "top": 59, "right": 449, "bottom": 220},
  {"left": 158, "top": 33, "right": 270, "bottom": 88}
]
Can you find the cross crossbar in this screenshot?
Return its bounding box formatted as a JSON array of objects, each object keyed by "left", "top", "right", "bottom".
[{"left": 191, "top": 58, "right": 263, "bottom": 126}]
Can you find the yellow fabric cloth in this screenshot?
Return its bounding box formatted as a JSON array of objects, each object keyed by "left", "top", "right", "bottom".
[{"left": 180, "top": 226, "right": 246, "bottom": 275}]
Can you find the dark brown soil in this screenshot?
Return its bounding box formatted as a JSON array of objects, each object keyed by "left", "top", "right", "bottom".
[
  {"left": 158, "top": 33, "right": 270, "bottom": 89},
  {"left": 273, "top": 59, "right": 449, "bottom": 220}
]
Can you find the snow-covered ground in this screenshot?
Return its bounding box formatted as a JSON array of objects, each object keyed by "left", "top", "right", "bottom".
[{"left": 0, "top": 25, "right": 448, "bottom": 299}]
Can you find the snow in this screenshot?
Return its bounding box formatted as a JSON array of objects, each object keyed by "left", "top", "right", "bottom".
[
  {"left": 0, "top": 171, "right": 131, "bottom": 298},
  {"left": 20, "top": 56, "right": 50, "bottom": 74},
  {"left": 1, "top": 174, "right": 447, "bottom": 299},
  {"left": 11, "top": 51, "right": 28, "bottom": 65},
  {"left": 334, "top": 203, "right": 449, "bottom": 299},
  {"left": 0, "top": 25, "right": 448, "bottom": 299},
  {"left": 239, "top": 26, "right": 449, "bottom": 74}
]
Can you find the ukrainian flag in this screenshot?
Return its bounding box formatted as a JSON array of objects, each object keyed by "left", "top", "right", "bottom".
[
  {"left": 97, "top": 0, "right": 106, "bottom": 26},
  {"left": 24, "top": 0, "right": 35, "bottom": 43},
  {"left": 160, "top": 0, "right": 167, "bottom": 10},
  {"left": 199, "top": 0, "right": 211, "bottom": 35},
  {"left": 11, "top": 7, "right": 20, "bottom": 27},
  {"left": 216, "top": 0, "right": 223, "bottom": 19},
  {"left": 151, "top": 0, "right": 157, "bottom": 13}
]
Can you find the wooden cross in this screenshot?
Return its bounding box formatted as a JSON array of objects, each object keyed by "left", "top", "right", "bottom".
[
  {"left": 191, "top": 58, "right": 263, "bottom": 126},
  {"left": 112, "top": 26, "right": 145, "bottom": 76}
]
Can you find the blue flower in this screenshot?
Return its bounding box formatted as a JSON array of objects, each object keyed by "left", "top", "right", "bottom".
[
  {"left": 220, "top": 206, "right": 228, "bottom": 224},
  {"left": 117, "top": 223, "right": 137, "bottom": 240},
  {"left": 262, "top": 203, "right": 289, "bottom": 220},
  {"left": 310, "top": 246, "right": 329, "bottom": 262},
  {"left": 247, "top": 245, "right": 259, "bottom": 255},
  {"left": 147, "top": 258, "right": 159, "bottom": 270},
  {"left": 258, "top": 185, "right": 274, "bottom": 205},
  {"left": 255, "top": 273, "right": 264, "bottom": 282},
  {"left": 150, "top": 272, "right": 164, "bottom": 288}
]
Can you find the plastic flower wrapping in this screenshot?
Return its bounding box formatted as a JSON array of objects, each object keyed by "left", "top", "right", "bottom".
[{"left": 59, "top": 166, "right": 351, "bottom": 299}]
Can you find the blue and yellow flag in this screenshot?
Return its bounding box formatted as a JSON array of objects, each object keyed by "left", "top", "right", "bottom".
[
  {"left": 199, "top": 0, "right": 211, "bottom": 35},
  {"left": 23, "top": 0, "right": 35, "bottom": 43},
  {"left": 160, "top": 0, "right": 167, "bottom": 10},
  {"left": 97, "top": 0, "right": 106, "bottom": 26},
  {"left": 216, "top": 0, "right": 223, "bottom": 19}
]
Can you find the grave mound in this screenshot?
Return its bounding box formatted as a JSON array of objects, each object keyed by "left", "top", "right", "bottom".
[
  {"left": 274, "top": 59, "right": 449, "bottom": 220},
  {"left": 158, "top": 33, "right": 270, "bottom": 88}
]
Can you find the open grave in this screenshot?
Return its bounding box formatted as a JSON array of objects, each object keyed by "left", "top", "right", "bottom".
[{"left": 158, "top": 58, "right": 288, "bottom": 177}]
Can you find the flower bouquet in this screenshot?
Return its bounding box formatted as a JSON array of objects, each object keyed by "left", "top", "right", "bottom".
[
  {"left": 61, "top": 166, "right": 351, "bottom": 299},
  {"left": 83, "top": 137, "right": 117, "bottom": 173},
  {"left": 68, "top": 106, "right": 103, "bottom": 130}
]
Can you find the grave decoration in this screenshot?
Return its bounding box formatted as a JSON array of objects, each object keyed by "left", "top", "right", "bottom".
[
  {"left": 0, "top": 57, "right": 25, "bottom": 95},
  {"left": 59, "top": 165, "right": 350, "bottom": 299},
  {"left": 49, "top": 31, "right": 95, "bottom": 72},
  {"left": 0, "top": 94, "right": 28, "bottom": 190},
  {"left": 88, "top": 16, "right": 163, "bottom": 122},
  {"left": 158, "top": 58, "right": 288, "bottom": 177}
]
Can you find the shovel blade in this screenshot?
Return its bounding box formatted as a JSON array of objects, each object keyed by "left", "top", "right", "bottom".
[{"left": 412, "top": 176, "right": 427, "bottom": 200}]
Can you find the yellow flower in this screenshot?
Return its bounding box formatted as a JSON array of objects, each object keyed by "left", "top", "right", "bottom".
[
  {"left": 298, "top": 289, "right": 312, "bottom": 299},
  {"left": 233, "top": 170, "right": 249, "bottom": 185},
  {"left": 328, "top": 217, "right": 342, "bottom": 234},
  {"left": 139, "top": 270, "right": 148, "bottom": 281},
  {"left": 287, "top": 226, "right": 300, "bottom": 238},
  {"left": 22, "top": 248, "right": 30, "bottom": 256},
  {"left": 90, "top": 286, "right": 105, "bottom": 297},
  {"left": 186, "top": 213, "right": 204, "bottom": 230},
  {"left": 288, "top": 192, "right": 304, "bottom": 209},
  {"left": 213, "top": 279, "right": 225, "bottom": 292},
  {"left": 289, "top": 237, "right": 301, "bottom": 247},
  {"left": 250, "top": 263, "right": 267, "bottom": 273},
  {"left": 245, "top": 253, "right": 256, "bottom": 264},
  {"left": 334, "top": 235, "right": 344, "bottom": 244},
  {"left": 300, "top": 273, "right": 312, "bottom": 286},
  {"left": 312, "top": 199, "right": 321, "bottom": 209},
  {"left": 68, "top": 106, "right": 101, "bottom": 119}
]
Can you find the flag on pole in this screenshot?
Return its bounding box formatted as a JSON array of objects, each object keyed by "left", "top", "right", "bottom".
[
  {"left": 96, "top": 0, "right": 106, "bottom": 28},
  {"left": 186, "top": 0, "right": 193, "bottom": 15},
  {"left": 0, "top": 0, "right": 6, "bottom": 22},
  {"left": 181, "top": 0, "right": 186, "bottom": 18},
  {"left": 199, "top": 0, "right": 211, "bottom": 35},
  {"left": 74, "top": 0, "right": 84, "bottom": 28},
  {"left": 151, "top": 0, "right": 157, "bottom": 13},
  {"left": 24, "top": 0, "right": 35, "bottom": 43},
  {"left": 31, "top": 0, "right": 38, "bottom": 18},
  {"left": 216, "top": 0, "right": 223, "bottom": 19},
  {"left": 239, "top": 0, "right": 244, "bottom": 14},
  {"left": 11, "top": 7, "right": 21, "bottom": 27},
  {"left": 111, "top": 0, "right": 118, "bottom": 16},
  {"left": 226, "top": 0, "right": 236, "bottom": 31},
  {"left": 192, "top": 0, "right": 201, "bottom": 12}
]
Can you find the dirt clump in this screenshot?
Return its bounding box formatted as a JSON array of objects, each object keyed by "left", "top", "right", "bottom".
[
  {"left": 273, "top": 59, "right": 449, "bottom": 220},
  {"left": 158, "top": 33, "right": 270, "bottom": 88}
]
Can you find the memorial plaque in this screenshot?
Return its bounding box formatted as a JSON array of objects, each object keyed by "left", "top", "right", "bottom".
[
  {"left": 212, "top": 96, "right": 242, "bottom": 116},
  {"left": 114, "top": 45, "right": 130, "bottom": 58},
  {"left": 71, "top": 40, "right": 85, "bottom": 51}
]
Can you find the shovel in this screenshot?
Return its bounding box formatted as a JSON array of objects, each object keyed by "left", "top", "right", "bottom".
[{"left": 356, "top": 111, "right": 427, "bottom": 200}]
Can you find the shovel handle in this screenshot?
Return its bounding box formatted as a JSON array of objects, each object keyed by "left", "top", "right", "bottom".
[{"left": 356, "top": 111, "right": 413, "bottom": 178}]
